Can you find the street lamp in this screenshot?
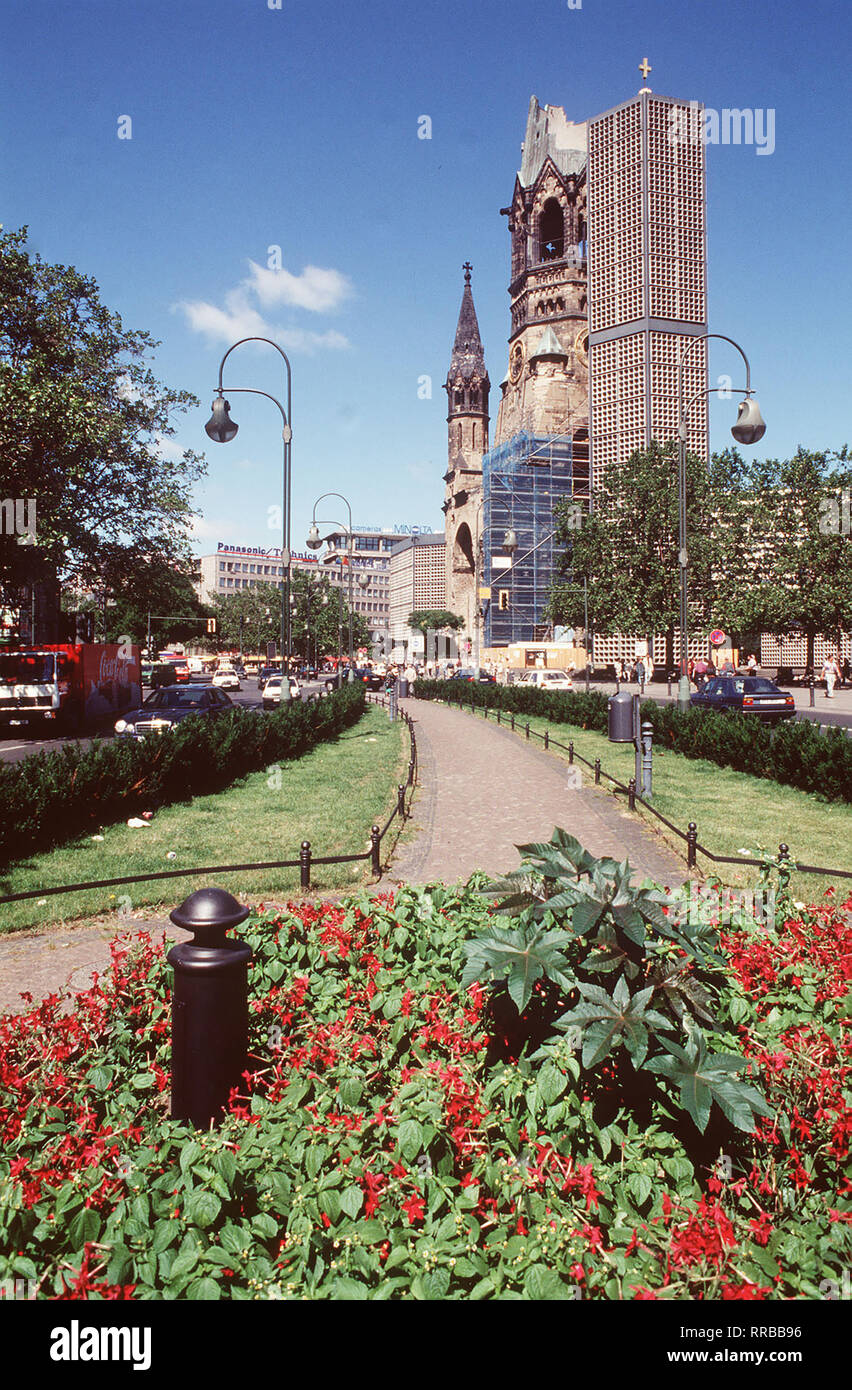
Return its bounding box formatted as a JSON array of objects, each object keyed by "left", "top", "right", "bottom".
[
  {"left": 676, "top": 333, "right": 766, "bottom": 710},
  {"left": 307, "top": 493, "right": 359, "bottom": 682},
  {"left": 204, "top": 336, "right": 293, "bottom": 675}
]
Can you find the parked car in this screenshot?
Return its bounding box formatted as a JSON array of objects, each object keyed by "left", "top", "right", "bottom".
[
  {"left": 448, "top": 668, "right": 497, "bottom": 684},
  {"left": 261, "top": 675, "right": 301, "bottom": 709},
  {"left": 257, "top": 666, "right": 281, "bottom": 691},
  {"left": 114, "top": 684, "right": 236, "bottom": 739},
  {"left": 172, "top": 662, "right": 191, "bottom": 684},
  {"left": 690, "top": 676, "right": 796, "bottom": 724},
  {"left": 516, "top": 669, "right": 574, "bottom": 691},
  {"left": 212, "top": 668, "right": 241, "bottom": 691}
]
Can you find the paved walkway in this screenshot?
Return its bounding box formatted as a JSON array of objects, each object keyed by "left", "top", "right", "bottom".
[
  {"left": 0, "top": 696, "right": 688, "bottom": 1017},
  {"left": 386, "top": 697, "right": 688, "bottom": 889}
]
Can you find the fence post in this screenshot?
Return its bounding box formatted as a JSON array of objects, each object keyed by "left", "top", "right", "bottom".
[
  {"left": 371, "top": 825, "right": 381, "bottom": 876},
  {"left": 809, "top": 679, "right": 815, "bottom": 708},
  {"left": 628, "top": 776, "right": 636, "bottom": 811},
  {"left": 544, "top": 729, "right": 549, "bottom": 750},
  {"left": 525, "top": 721, "right": 530, "bottom": 741},
  {"left": 641, "top": 719, "right": 653, "bottom": 799},
  {"left": 687, "top": 822, "right": 698, "bottom": 869},
  {"left": 568, "top": 740, "right": 574, "bottom": 764},
  {"left": 300, "top": 840, "right": 312, "bottom": 890},
  {"left": 511, "top": 712, "right": 515, "bottom": 731},
  {"left": 397, "top": 784, "right": 406, "bottom": 819},
  {"left": 496, "top": 707, "right": 501, "bottom": 725},
  {"left": 594, "top": 757, "right": 601, "bottom": 784}
]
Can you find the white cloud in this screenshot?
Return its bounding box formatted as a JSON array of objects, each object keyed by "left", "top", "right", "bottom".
[
  {"left": 153, "top": 434, "right": 187, "bottom": 462},
  {"left": 175, "top": 257, "right": 353, "bottom": 354},
  {"left": 176, "top": 288, "right": 270, "bottom": 345},
  {"left": 245, "top": 261, "right": 352, "bottom": 313}
]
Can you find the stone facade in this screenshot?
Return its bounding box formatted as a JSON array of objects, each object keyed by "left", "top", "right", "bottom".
[
  {"left": 494, "top": 97, "right": 590, "bottom": 449},
  {"left": 442, "top": 264, "right": 489, "bottom": 645}
]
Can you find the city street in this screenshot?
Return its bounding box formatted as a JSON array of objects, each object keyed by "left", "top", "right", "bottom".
[
  {"left": 0, "top": 676, "right": 330, "bottom": 765},
  {"left": 581, "top": 678, "right": 852, "bottom": 731}
]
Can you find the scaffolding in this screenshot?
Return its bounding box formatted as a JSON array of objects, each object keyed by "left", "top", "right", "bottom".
[{"left": 483, "top": 416, "right": 590, "bottom": 648}]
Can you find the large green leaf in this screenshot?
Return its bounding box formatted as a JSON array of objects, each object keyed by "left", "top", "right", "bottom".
[
  {"left": 644, "top": 1031, "right": 773, "bottom": 1133},
  {"left": 462, "top": 921, "right": 575, "bottom": 1013},
  {"left": 554, "top": 979, "right": 672, "bottom": 1068}
]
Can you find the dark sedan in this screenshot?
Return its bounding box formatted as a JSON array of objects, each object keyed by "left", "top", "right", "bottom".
[
  {"left": 448, "top": 668, "right": 497, "bottom": 684},
  {"left": 114, "top": 684, "right": 236, "bottom": 738},
  {"left": 690, "top": 676, "right": 795, "bottom": 723}
]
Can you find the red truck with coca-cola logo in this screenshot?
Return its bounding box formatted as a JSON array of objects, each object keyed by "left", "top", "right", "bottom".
[{"left": 0, "top": 643, "right": 141, "bottom": 736}]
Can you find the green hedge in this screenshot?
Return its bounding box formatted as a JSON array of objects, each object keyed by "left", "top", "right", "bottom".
[
  {"left": 414, "top": 680, "right": 852, "bottom": 804},
  {"left": 0, "top": 686, "right": 366, "bottom": 870}
]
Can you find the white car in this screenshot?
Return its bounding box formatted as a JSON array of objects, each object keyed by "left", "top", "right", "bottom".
[
  {"left": 261, "top": 675, "right": 301, "bottom": 709},
  {"left": 212, "top": 669, "right": 241, "bottom": 691},
  {"left": 516, "top": 669, "right": 574, "bottom": 691}
]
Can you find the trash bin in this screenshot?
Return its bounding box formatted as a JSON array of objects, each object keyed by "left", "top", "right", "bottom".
[
  {"left": 608, "top": 690, "right": 634, "bottom": 742},
  {"left": 398, "top": 678, "right": 409, "bottom": 698}
]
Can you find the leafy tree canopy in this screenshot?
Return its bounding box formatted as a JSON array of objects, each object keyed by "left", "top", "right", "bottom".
[
  {"left": 207, "top": 571, "right": 371, "bottom": 660},
  {"left": 408, "top": 609, "right": 464, "bottom": 634},
  {"left": 0, "top": 225, "right": 206, "bottom": 608}
]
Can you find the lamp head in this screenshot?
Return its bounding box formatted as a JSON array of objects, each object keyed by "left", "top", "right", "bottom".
[
  {"left": 204, "top": 395, "right": 238, "bottom": 443},
  {"left": 503, "top": 528, "right": 518, "bottom": 555},
  {"left": 731, "top": 396, "right": 766, "bottom": 446},
  {"left": 306, "top": 524, "right": 322, "bottom": 549}
]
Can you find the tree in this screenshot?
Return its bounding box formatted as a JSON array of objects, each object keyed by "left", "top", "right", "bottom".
[
  {"left": 547, "top": 441, "right": 746, "bottom": 672},
  {"left": 207, "top": 573, "right": 370, "bottom": 662},
  {"left": 407, "top": 609, "right": 464, "bottom": 664},
  {"left": 407, "top": 610, "right": 464, "bottom": 635},
  {"left": 90, "top": 552, "right": 207, "bottom": 649},
  {"left": 0, "top": 226, "right": 205, "bottom": 626},
  {"left": 712, "top": 446, "right": 852, "bottom": 670}
]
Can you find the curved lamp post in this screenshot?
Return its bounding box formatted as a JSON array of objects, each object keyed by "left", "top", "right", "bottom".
[
  {"left": 205, "top": 337, "right": 293, "bottom": 673},
  {"left": 676, "top": 333, "right": 766, "bottom": 711},
  {"left": 307, "top": 493, "right": 360, "bottom": 683}
]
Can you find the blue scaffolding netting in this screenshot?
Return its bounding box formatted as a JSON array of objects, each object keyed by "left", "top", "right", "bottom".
[{"left": 483, "top": 431, "right": 589, "bottom": 648}]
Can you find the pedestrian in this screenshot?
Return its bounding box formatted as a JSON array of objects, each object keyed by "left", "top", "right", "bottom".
[
  {"left": 746, "top": 652, "right": 759, "bottom": 677},
  {"left": 840, "top": 657, "right": 851, "bottom": 688},
  {"left": 821, "top": 653, "right": 840, "bottom": 699},
  {"left": 404, "top": 661, "right": 417, "bottom": 694},
  {"left": 635, "top": 657, "right": 646, "bottom": 693}
]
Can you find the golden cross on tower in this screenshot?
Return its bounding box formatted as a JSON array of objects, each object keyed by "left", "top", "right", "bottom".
[{"left": 638, "top": 57, "right": 652, "bottom": 81}]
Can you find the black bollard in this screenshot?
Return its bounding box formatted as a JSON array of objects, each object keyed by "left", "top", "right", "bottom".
[{"left": 168, "top": 888, "right": 253, "bottom": 1130}]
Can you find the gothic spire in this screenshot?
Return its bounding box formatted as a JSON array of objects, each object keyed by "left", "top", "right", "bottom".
[{"left": 448, "top": 263, "right": 487, "bottom": 383}]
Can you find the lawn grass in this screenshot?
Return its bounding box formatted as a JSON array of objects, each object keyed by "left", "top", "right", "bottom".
[
  {"left": 0, "top": 704, "right": 408, "bottom": 933},
  {"left": 475, "top": 706, "right": 852, "bottom": 899}
]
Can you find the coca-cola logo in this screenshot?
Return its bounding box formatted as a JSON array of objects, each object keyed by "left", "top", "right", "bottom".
[{"left": 98, "top": 650, "right": 134, "bottom": 687}]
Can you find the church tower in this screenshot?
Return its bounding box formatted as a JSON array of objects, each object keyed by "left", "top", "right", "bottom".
[
  {"left": 494, "top": 97, "right": 589, "bottom": 448},
  {"left": 443, "top": 263, "right": 490, "bottom": 645}
]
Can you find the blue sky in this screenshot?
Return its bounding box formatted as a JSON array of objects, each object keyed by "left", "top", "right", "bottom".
[{"left": 3, "top": 0, "right": 850, "bottom": 559}]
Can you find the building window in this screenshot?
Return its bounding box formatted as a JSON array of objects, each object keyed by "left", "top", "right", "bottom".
[{"left": 539, "top": 198, "right": 564, "bottom": 261}]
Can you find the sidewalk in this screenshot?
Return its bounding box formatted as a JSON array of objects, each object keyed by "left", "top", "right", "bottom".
[
  {"left": 583, "top": 678, "right": 852, "bottom": 728},
  {"left": 0, "top": 696, "right": 688, "bottom": 1017},
  {"left": 386, "top": 697, "right": 688, "bottom": 889}
]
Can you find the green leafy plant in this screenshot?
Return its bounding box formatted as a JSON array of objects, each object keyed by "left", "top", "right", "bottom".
[{"left": 463, "top": 828, "right": 771, "bottom": 1135}]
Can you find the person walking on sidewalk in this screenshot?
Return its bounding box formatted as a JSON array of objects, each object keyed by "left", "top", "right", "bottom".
[
  {"left": 634, "top": 657, "right": 646, "bottom": 693},
  {"left": 821, "top": 653, "right": 840, "bottom": 698}
]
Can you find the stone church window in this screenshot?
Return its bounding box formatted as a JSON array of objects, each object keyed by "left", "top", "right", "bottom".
[{"left": 539, "top": 199, "right": 564, "bottom": 261}]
